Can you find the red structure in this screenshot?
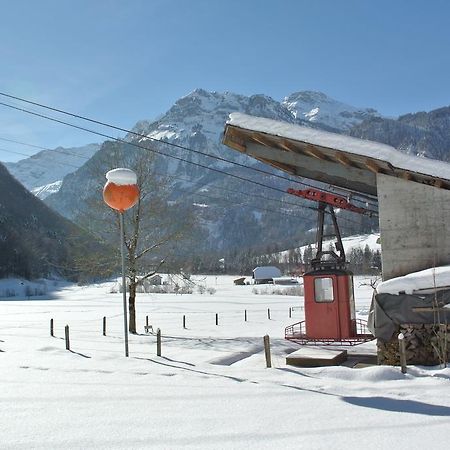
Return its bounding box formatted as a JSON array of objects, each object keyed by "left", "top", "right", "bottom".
[{"left": 285, "top": 188, "right": 373, "bottom": 345}]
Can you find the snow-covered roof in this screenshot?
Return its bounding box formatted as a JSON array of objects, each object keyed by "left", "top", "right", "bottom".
[
  {"left": 377, "top": 265, "right": 450, "bottom": 295},
  {"left": 223, "top": 113, "right": 450, "bottom": 195},
  {"left": 252, "top": 266, "right": 282, "bottom": 279}
]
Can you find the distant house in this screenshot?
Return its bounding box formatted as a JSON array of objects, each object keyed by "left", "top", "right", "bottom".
[
  {"left": 252, "top": 266, "right": 282, "bottom": 284},
  {"left": 136, "top": 274, "right": 163, "bottom": 293},
  {"left": 148, "top": 274, "right": 162, "bottom": 286}
]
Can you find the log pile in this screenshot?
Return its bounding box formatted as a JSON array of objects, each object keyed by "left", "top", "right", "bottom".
[{"left": 377, "top": 323, "right": 450, "bottom": 366}]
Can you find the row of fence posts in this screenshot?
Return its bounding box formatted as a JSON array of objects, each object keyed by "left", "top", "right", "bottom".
[
  {"left": 176, "top": 307, "right": 295, "bottom": 329},
  {"left": 51, "top": 310, "right": 291, "bottom": 338},
  {"left": 49, "top": 316, "right": 273, "bottom": 368},
  {"left": 47, "top": 312, "right": 410, "bottom": 374}
]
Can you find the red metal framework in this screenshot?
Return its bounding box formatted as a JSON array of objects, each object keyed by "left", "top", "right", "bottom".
[
  {"left": 286, "top": 188, "right": 373, "bottom": 216},
  {"left": 285, "top": 319, "right": 373, "bottom": 346}
]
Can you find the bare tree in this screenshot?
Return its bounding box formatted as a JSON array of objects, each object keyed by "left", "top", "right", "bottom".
[{"left": 76, "top": 140, "right": 197, "bottom": 333}]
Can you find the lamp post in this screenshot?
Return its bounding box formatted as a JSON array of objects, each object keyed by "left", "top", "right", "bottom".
[{"left": 103, "top": 168, "right": 140, "bottom": 357}]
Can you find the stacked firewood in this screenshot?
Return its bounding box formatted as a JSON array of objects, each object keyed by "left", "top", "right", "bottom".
[{"left": 377, "top": 323, "right": 450, "bottom": 366}]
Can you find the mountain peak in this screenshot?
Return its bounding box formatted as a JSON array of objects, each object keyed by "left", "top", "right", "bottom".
[
  {"left": 285, "top": 91, "right": 332, "bottom": 104},
  {"left": 282, "top": 90, "right": 380, "bottom": 131}
]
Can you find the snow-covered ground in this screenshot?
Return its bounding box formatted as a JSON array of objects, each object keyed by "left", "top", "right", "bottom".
[
  {"left": 278, "top": 233, "right": 381, "bottom": 262},
  {"left": 1, "top": 275, "right": 449, "bottom": 449}
]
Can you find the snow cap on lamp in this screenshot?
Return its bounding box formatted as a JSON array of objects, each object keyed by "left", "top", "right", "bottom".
[{"left": 106, "top": 168, "right": 137, "bottom": 186}]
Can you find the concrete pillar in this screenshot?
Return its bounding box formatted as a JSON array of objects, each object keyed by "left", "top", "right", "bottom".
[{"left": 377, "top": 173, "right": 450, "bottom": 280}]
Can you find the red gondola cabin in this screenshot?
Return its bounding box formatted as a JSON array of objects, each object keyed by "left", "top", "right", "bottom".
[
  {"left": 284, "top": 188, "right": 373, "bottom": 344},
  {"left": 303, "top": 268, "right": 356, "bottom": 340}
]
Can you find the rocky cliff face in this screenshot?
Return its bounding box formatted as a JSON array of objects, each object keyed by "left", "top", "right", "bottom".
[
  {"left": 282, "top": 91, "right": 380, "bottom": 131},
  {"left": 350, "top": 106, "right": 450, "bottom": 161},
  {"left": 44, "top": 90, "right": 325, "bottom": 254},
  {"left": 5, "top": 143, "right": 100, "bottom": 199}
]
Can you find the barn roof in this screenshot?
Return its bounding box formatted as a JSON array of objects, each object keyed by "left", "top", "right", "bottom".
[{"left": 223, "top": 113, "right": 450, "bottom": 196}]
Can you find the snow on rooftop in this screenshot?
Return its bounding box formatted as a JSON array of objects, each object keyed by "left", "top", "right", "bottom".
[
  {"left": 377, "top": 265, "right": 450, "bottom": 295},
  {"left": 227, "top": 113, "right": 450, "bottom": 181}
]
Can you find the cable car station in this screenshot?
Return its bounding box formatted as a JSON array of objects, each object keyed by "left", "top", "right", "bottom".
[{"left": 223, "top": 113, "right": 450, "bottom": 363}]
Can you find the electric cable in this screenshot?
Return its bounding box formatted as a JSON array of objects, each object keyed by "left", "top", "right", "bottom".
[
  {"left": 0, "top": 100, "right": 379, "bottom": 223},
  {"left": 0, "top": 90, "right": 378, "bottom": 208}
]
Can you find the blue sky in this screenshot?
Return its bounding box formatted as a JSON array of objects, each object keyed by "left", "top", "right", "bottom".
[{"left": 1, "top": 0, "right": 449, "bottom": 161}]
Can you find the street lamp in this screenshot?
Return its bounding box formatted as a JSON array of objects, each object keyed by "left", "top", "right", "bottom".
[{"left": 103, "top": 168, "right": 140, "bottom": 357}]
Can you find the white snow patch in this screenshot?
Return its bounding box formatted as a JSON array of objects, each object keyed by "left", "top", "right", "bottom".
[
  {"left": 377, "top": 265, "right": 450, "bottom": 295},
  {"left": 105, "top": 168, "right": 137, "bottom": 185},
  {"left": 32, "top": 180, "right": 63, "bottom": 199},
  {"left": 304, "top": 107, "right": 320, "bottom": 120},
  {"left": 278, "top": 233, "right": 380, "bottom": 261}
]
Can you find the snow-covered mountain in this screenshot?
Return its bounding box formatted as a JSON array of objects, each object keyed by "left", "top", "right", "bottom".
[
  {"left": 4, "top": 90, "right": 380, "bottom": 201},
  {"left": 5, "top": 143, "right": 100, "bottom": 198},
  {"left": 43, "top": 89, "right": 379, "bottom": 258},
  {"left": 44, "top": 90, "right": 326, "bottom": 254},
  {"left": 127, "top": 89, "right": 298, "bottom": 171},
  {"left": 282, "top": 91, "right": 380, "bottom": 131},
  {"left": 350, "top": 106, "right": 450, "bottom": 161}
]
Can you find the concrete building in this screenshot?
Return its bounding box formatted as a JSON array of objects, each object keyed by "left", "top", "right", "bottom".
[{"left": 223, "top": 113, "right": 450, "bottom": 281}]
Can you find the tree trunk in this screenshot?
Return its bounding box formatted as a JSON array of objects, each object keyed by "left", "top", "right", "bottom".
[{"left": 128, "top": 280, "right": 137, "bottom": 334}]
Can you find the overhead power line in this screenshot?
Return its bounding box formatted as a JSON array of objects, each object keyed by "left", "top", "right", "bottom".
[
  {"left": 0, "top": 147, "right": 80, "bottom": 170},
  {"left": 0, "top": 144, "right": 319, "bottom": 221},
  {"left": 0, "top": 136, "right": 95, "bottom": 160},
  {"left": 0, "top": 142, "right": 370, "bottom": 230},
  {"left": 0, "top": 99, "right": 378, "bottom": 224},
  {"left": 0, "top": 90, "right": 378, "bottom": 208},
  {"left": 0, "top": 100, "right": 322, "bottom": 205}
]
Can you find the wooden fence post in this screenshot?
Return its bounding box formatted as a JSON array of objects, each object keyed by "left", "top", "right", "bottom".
[
  {"left": 157, "top": 328, "right": 161, "bottom": 357},
  {"left": 50, "top": 318, "right": 54, "bottom": 337},
  {"left": 215, "top": 313, "right": 219, "bottom": 326},
  {"left": 244, "top": 310, "right": 247, "bottom": 322},
  {"left": 264, "top": 335, "right": 272, "bottom": 368},
  {"left": 398, "top": 332, "right": 407, "bottom": 374},
  {"left": 183, "top": 315, "right": 186, "bottom": 329},
  {"left": 289, "top": 307, "right": 292, "bottom": 318},
  {"left": 267, "top": 308, "right": 271, "bottom": 320},
  {"left": 103, "top": 316, "right": 106, "bottom": 336},
  {"left": 146, "top": 315, "right": 149, "bottom": 328},
  {"left": 65, "top": 325, "right": 70, "bottom": 351}
]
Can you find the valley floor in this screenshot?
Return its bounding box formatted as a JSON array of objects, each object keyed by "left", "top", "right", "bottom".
[{"left": 0, "top": 276, "right": 449, "bottom": 449}]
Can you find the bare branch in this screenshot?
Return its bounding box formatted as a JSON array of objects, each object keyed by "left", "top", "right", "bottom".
[{"left": 136, "top": 259, "right": 166, "bottom": 284}]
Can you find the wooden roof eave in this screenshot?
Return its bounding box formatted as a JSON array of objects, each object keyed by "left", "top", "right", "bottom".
[{"left": 223, "top": 124, "right": 450, "bottom": 192}]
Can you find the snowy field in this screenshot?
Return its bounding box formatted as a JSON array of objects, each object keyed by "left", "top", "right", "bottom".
[{"left": 1, "top": 275, "right": 449, "bottom": 449}]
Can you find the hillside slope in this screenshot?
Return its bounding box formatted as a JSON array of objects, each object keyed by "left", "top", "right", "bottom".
[{"left": 0, "top": 163, "right": 108, "bottom": 280}]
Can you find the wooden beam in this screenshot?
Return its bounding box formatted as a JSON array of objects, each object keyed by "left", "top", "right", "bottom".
[
  {"left": 365, "top": 159, "right": 382, "bottom": 174},
  {"left": 223, "top": 128, "right": 247, "bottom": 153},
  {"left": 226, "top": 138, "right": 246, "bottom": 153},
  {"left": 279, "top": 139, "right": 296, "bottom": 152},
  {"left": 246, "top": 141, "right": 377, "bottom": 195},
  {"left": 402, "top": 171, "right": 413, "bottom": 181},
  {"left": 303, "top": 144, "right": 328, "bottom": 161},
  {"left": 251, "top": 133, "right": 276, "bottom": 148},
  {"left": 335, "top": 153, "right": 355, "bottom": 168},
  {"left": 258, "top": 157, "right": 296, "bottom": 175},
  {"left": 434, "top": 179, "right": 444, "bottom": 189}
]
